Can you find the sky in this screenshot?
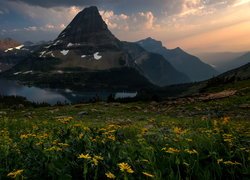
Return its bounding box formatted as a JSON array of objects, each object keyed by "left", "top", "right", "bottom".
[{"left": 0, "top": 0, "right": 249, "bottom": 53}]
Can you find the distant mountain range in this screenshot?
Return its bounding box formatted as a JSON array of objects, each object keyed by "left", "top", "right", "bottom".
[
  {"left": 1, "top": 6, "right": 247, "bottom": 92},
  {"left": 1, "top": 6, "right": 190, "bottom": 90},
  {"left": 137, "top": 37, "right": 218, "bottom": 82},
  {"left": 196, "top": 51, "right": 249, "bottom": 73}
]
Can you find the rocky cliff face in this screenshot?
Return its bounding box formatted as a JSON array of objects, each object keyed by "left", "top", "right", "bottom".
[{"left": 51, "top": 6, "right": 120, "bottom": 51}]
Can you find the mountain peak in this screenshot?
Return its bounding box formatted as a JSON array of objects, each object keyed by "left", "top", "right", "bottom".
[
  {"left": 83, "top": 6, "right": 99, "bottom": 12},
  {"left": 145, "top": 37, "right": 163, "bottom": 46},
  {"left": 55, "top": 6, "right": 119, "bottom": 48},
  {"left": 137, "top": 37, "right": 164, "bottom": 49},
  {"left": 173, "top": 47, "right": 183, "bottom": 52}
]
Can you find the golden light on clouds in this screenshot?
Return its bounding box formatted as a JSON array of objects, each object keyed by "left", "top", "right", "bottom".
[
  {"left": 160, "top": 0, "right": 250, "bottom": 52},
  {"left": 171, "top": 20, "right": 250, "bottom": 52}
]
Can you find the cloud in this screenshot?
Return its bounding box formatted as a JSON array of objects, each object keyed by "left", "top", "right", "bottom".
[
  {"left": 100, "top": 10, "right": 159, "bottom": 31},
  {"left": 233, "top": 0, "right": 250, "bottom": 6},
  {"left": 24, "top": 26, "right": 37, "bottom": 31},
  {"left": 8, "top": 0, "right": 95, "bottom": 8},
  {"left": 1, "top": 0, "right": 249, "bottom": 52},
  {"left": 5, "top": 1, "right": 82, "bottom": 24},
  {"left": 7, "top": 0, "right": 239, "bottom": 16}
]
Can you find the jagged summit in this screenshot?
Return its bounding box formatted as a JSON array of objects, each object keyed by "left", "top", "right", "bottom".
[
  {"left": 54, "top": 6, "right": 119, "bottom": 49},
  {"left": 138, "top": 37, "right": 163, "bottom": 49}
]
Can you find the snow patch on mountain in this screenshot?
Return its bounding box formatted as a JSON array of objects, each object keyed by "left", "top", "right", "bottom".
[
  {"left": 56, "top": 70, "right": 64, "bottom": 74},
  {"left": 53, "top": 40, "right": 61, "bottom": 46},
  {"left": 4, "top": 48, "right": 13, "bottom": 52},
  {"left": 67, "top": 43, "right": 73, "bottom": 47},
  {"left": 65, "top": 89, "right": 72, "bottom": 93},
  {"left": 39, "top": 51, "right": 46, "bottom": 57},
  {"left": 4, "top": 45, "right": 24, "bottom": 52},
  {"left": 15, "top": 45, "right": 24, "bottom": 50},
  {"left": 94, "top": 52, "right": 102, "bottom": 60},
  {"left": 67, "top": 43, "right": 81, "bottom": 47},
  {"left": 46, "top": 51, "right": 55, "bottom": 57},
  {"left": 61, "top": 50, "right": 69, "bottom": 56},
  {"left": 14, "top": 72, "right": 22, "bottom": 75},
  {"left": 23, "top": 70, "right": 33, "bottom": 74}
]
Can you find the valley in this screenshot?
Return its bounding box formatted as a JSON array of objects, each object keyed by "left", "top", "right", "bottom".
[{"left": 0, "top": 4, "right": 249, "bottom": 180}]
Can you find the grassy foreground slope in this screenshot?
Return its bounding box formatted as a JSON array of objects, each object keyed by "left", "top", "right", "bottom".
[{"left": 0, "top": 80, "right": 249, "bottom": 179}]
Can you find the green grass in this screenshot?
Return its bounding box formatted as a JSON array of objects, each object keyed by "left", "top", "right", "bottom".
[{"left": 0, "top": 89, "right": 249, "bottom": 179}]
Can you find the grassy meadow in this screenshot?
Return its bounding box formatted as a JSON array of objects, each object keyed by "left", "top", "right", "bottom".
[{"left": 0, "top": 82, "right": 249, "bottom": 179}]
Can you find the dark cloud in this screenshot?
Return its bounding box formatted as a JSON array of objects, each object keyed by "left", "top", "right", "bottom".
[
  {"left": 8, "top": 0, "right": 97, "bottom": 7},
  {"left": 7, "top": 0, "right": 238, "bottom": 16}
]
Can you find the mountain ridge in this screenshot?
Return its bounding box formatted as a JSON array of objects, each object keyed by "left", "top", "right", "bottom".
[
  {"left": 1, "top": 6, "right": 190, "bottom": 90},
  {"left": 137, "top": 37, "right": 218, "bottom": 82}
]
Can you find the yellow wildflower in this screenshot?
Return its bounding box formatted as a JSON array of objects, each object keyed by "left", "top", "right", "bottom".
[
  {"left": 36, "top": 142, "right": 43, "bottom": 146},
  {"left": 142, "top": 172, "right": 154, "bottom": 178},
  {"left": 164, "top": 147, "right": 181, "bottom": 154},
  {"left": 38, "top": 133, "right": 49, "bottom": 139},
  {"left": 213, "top": 120, "right": 218, "bottom": 127},
  {"left": 107, "top": 135, "right": 116, "bottom": 141},
  {"left": 94, "top": 155, "right": 104, "bottom": 160},
  {"left": 20, "top": 134, "right": 29, "bottom": 139},
  {"left": 58, "top": 143, "right": 70, "bottom": 148},
  {"left": 173, "top": 127, "right": 182, "bottom": 134},
  {"left": 83, "top": 127, "right": 90, "bottom": 131},
  {"left": 184, "top": 149, "right": 198, "bottom": 155},
  {"left": 118, "top": 162, "right": 134, "bottom": 174},
  {"left": 92, "top": 155, "right": 103, "bottom": 166},
  {"left": 107, "top": 124, "right": 115, "bottom": 129},
  {"left": 92, "top": 158, "right": 98, "bottom": 166},
  {"left": 223, "top": 134, "right": 234, "bottom": 146},
  {"left": 73, "top": 124, "right": 81, "bottom": 127},
  {"left": 45, "top": 146, "right": 62, "bottom": 152},
  {"left": 64, "top": 116, "right": 73, "bottom": 121},
  {"left": 90, "top": 137, "right": 97, "bottom": 142},
  {"left": 99, "top": 128, "right": 107, "bottom": 132},
  {"left": 141, "top": 128, "right": 148, "bottom": 135},
  {"left": 185, "top": 138, "right": 193, "bottom": 142},
  {"left": 141, "top": 159, "right": 149, "bottom": 163},
  {"left": 79, "top": 133, "right": 84, "bottom": 139},
  {"left": 78, "top": 153, "right": 91, "bottom": 159},
  {"left": 223, "top": 161, "right": 241, "bottom": 166},
  {"left": 223, "top": 117, "right": 230, "bottom": 125},
  {"left": 105, "top": 172, "right": 116, "bottom": 179},
  {"left": 217, "top": 159, "right": 223, "bottom": 164},
  {"left": 7, "top": 169, "right": 24, "bottom": 178}
]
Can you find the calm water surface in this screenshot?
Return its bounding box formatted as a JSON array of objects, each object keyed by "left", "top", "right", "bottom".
[{"left": 0, "top": 79, "right": 137, "bottom": 105}]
